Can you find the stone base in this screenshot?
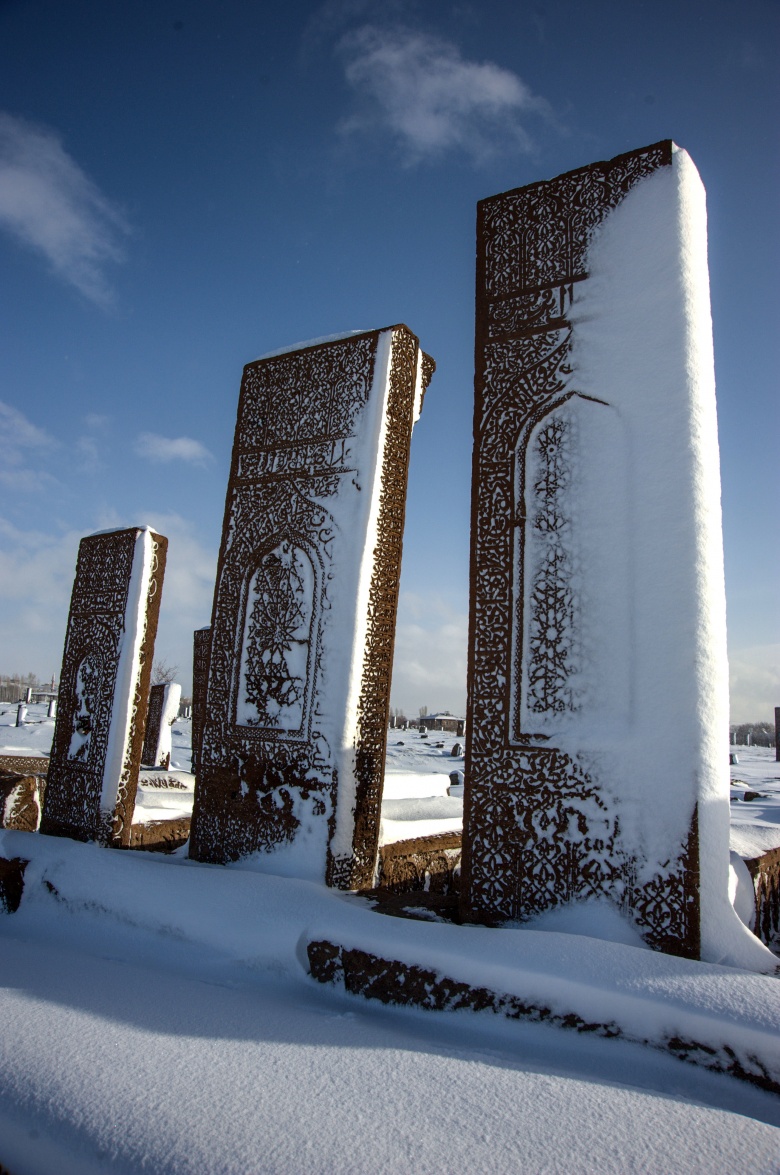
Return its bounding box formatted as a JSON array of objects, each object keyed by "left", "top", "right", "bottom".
[
  {"left": 129, "top": 817, "right": 190, "bottom": 854},
  {"left": 746, "top": 847, "right": 780, "bottom": 949},
  {"left": 376, "top": 833, "right": 461, "bottom": 895},
  {"left": 0, "top": 857, "right": 27, "bottom": 913}
]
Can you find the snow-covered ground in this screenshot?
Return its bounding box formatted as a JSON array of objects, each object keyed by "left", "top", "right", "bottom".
[
  {"left": 2, "top": 704, "right": 779, "bottom": 855},
  {"left": 2, "top": 705, "right": 779, "bottom": 1172},
  {"left": 2, "top": 827, "right": 780, "bottom": 1174}
]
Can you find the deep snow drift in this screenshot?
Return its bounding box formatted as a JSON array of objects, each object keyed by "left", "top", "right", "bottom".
[
  {"left": 1, "top": 826, "right": 779, "bottom": 1175},
  {"left": 1, "top": 706, "right": 779, "bottom": 1171}
]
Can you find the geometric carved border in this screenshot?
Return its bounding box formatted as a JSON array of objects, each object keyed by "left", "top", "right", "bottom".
[
  {"left": 191, "top": 626, "right": 211, "bottom": 776},
  {"left": 326, "top": 332, "right": 433, "bottom": 890},
  {"left": 463, "top": 141, "right": 701, "bottom": 957}
]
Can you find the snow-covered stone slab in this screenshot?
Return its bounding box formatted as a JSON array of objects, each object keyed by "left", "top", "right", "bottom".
[
  {"left": 190, "top": 625, "right": 211, "bottom": 775},
  {"left": 41, "top": 527, "right": 167, "bottom": 846},
  {"left": 189, "top": 326, "right": 434, "bottom": 887},
  {"left": 465, "top": 141, "right": 774, "bottom": 970},
  {"left": 141, "top": 681, "right": 181, "bottom": 768}
]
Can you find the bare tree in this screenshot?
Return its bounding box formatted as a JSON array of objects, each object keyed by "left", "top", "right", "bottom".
[{"left": 151, "top": 658, "right": 179, "bottom": 686}]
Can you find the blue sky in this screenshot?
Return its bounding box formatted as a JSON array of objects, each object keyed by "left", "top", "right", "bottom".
[{"left": 0, "top": 0, "right": 777, "bottom": 721}]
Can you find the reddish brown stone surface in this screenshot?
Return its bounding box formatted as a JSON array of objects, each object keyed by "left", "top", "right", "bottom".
[
  {"left": 190, "top": 627, "right": 211, "bottom": 775},
  {"left": 141, "top": 684, "right": 166, "bottom": 767},
  {"left": 0, "top": 755, "right": 48, "bottom": 775},
  {"left": 129, "top": 817, "right": 191, "bottom": 853}
]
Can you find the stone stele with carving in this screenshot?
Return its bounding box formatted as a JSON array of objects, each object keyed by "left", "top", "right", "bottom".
[
  {"left": 189, "top": 326, "right": 434, "bottom": 891},
  {"left": 41, "top": 526, "right": 167, "bottom": 846},
  {"left": 463, "top": 141, "right": 762, "bottom": 964}
]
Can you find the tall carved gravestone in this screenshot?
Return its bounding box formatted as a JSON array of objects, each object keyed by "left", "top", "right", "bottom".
[
  {"left": 41, "top": 527, "right": 167, "bottom": 846},
  {"left": 190, "top": 626, "right": 211, "bottom": 775},
  {"left": 463, "top": 141, "right": 772, "bottom": 967},
  {"left": 189, "top": 326, "right": 434, "bottom": 889},
  {"left": 141, "top": 682, "right": 181, "bottom": 768}
]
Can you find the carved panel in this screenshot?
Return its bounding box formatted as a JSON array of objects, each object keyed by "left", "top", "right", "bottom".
[
  {"left": 141, "top": 684, "right": 165, "bottom": 766},
  {"left": 464, "top": 141, "right": 700, "bottom": 957},
  {"left": 41, "top": 528, "right": 167, "bottom": 846}
]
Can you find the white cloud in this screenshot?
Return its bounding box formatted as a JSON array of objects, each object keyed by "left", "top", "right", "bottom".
[
  {"left": 0, "top": 511, "right": 218, "bottom": 693},
  {"left": 135, "top": 433, "right": 213, "bottom": 466},
  {"left": 337, "top": 25, "right": 550, "bottom": 163},
  {"left": 0, "top": 399, "right": 58, "bottom": 492},
  {"left": 0, "top": 111, "right": 128, "bottom": 305},
  {"left": 728, "top": 644, "right": 780, "bottom": 724},
  {"left": 391, "top": 590, "right": 467, "bottom": 715},
  {"left": 0, "top": 520, "right": 81, "bottom": 678}
]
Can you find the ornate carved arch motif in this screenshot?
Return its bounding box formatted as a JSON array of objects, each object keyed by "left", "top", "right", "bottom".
[
  {"left": 234, "top": 538, "right": 320, "bottom": 737},
  {"left": 67, "top": 651, "right": 105, "bottom": 764},
  {"left": 464, "top": 142, "right": 701, "bottom": 957}
]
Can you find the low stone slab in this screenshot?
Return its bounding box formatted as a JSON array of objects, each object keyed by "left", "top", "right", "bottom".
[
  {"left": 376, "top": 833, "right": 461, "bottom": 895},
  {"left": 307, "top": 938, "right": 779, "bottom": 1095},
  {"left": 129, "top": 817, "right": 190, "bottom": 854}
]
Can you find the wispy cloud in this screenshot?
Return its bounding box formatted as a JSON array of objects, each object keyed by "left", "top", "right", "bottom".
[
  {"left": 391, "top": 590, "right": 467, "bottom": 715},
  {"left": 0, "top": 400, "right": 58, "bottom": 492},
  {"left": 0, "top": 111, "right": 129, "bottom": 305},
  {"left": 728, "top": 643, "right": 780, "bottom": 724},
  {"left": 337, "top": 25, "right": 551, "bottom": 163},
  {"left": 135, "top": 433, "right": 213, "bottom": 466}
]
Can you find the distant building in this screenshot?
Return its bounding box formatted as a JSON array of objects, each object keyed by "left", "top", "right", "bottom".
[{"left": 419, "top": 713, "right": 466, "bottom": 737}]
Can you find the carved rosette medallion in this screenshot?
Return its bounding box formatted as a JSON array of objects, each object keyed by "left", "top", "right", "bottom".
[
  {"left": 464, "top": 141, "right": 701, "bottom": 956},
  {"left": 41, "top": 527, "right": 167, "bottom": 846},
  {"left": 190, "top": 327, "right": 433, "bottom": 887}
]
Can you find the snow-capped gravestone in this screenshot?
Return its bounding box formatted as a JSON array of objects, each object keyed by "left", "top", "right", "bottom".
[
  {"left": 141, "top": 682, "right": 181, "bottom": 769},
  {"left": 189, "top": 327, "right": 434, "bottom": 888},
  {"left": 190, "top": 626, "right": 211, "bottom": 775},
  {"left": 41, "top": 527, "right": 167, "bottom": 846},
  {"left": 463, "top": 141, "right": 772, "bottom": 968}
]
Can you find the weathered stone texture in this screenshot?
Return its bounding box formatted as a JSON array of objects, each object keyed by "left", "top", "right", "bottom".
[{"left": 0, "top": 770, "right": 43, "bottom": 832}]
